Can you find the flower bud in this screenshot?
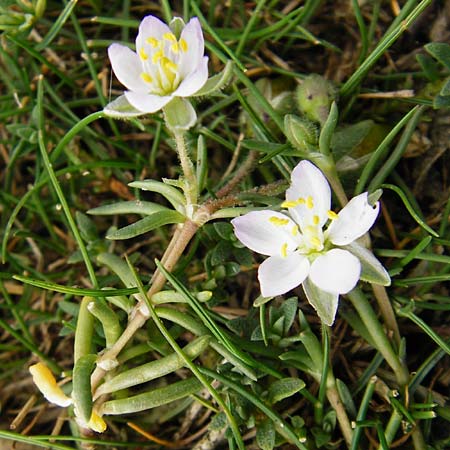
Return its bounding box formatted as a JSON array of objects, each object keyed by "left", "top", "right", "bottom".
[
  {"left": 296, "top": 75, "right": 338, "bottom": 126},
  {"left": 284, "top": 114, "right": 318, "bottom": 153}
]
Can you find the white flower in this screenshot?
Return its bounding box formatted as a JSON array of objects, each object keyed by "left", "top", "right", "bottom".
[
  {"left": 231, "top": 160, "right": 390, "bottom": 325},
  {"left": 107, "top": 15, "right": 208, "bottom": 114}
]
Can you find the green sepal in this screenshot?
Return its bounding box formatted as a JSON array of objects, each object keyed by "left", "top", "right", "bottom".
[
  {"left": 87, "top": 200, "right": 169, "bottom": 216},
  {"left": 101, "top": 377, "right": 202, "bottom": 415},
  {"left": 103, "top": 95, "right": 146, "bottom": 118},
  {"left": 343, "top": 241, "right": 391, "bottom": 286},
  {"left": 72, "top": 354, "right": 97, "bottom": 424},
  {"left": 163, "top": 97, "right": 197, "bottom": 130},
  {"left": 302, "top": 279, "right": 338, "bottom": 327},
  {"left": 191, "top": 60, "right": 234, "bottom": 97},
  {"left": 129, "top": 179, "right": 186, "bottom": 212},
  {"left": 284, "top": 114, "right": 318, "bottom": 154},
  {"left": 319, "top": 101, "right": 338, "bottom": 156},
  {"left": 169, "top": 16, "right": 185, "bottom": 37},
  {"left": 106, "top": 210, "right": 186, "bottom": 240}
]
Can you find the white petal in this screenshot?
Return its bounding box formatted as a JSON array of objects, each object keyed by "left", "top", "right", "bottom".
[
  {"left": 108, "top": 44, "right": 148, "bottom": 93},
  {"left": 327, "top": 192, "right": 380, "bottom": 246},
  {"left": 231, "top": 210, "right": 300, "bottom": 257},
  {"left": 178, "top": 17, "right": 204, "bottom": 77},
  {"left": 124, "top": 91, "right": 172, "bottom": 113},
  {"left": 174, "top": 57, "right": 209, "bottom": 97},
  {"left": 285, "top": 160, "right": 331, "bottom": 230},
  {"left": 302, "top": 278, "right": 339, "bottom": 326},
  {"left": 29, "top": 363, "right": 72, "bottom": 407},
  {"left": 309, "top": 248, "right": 360, "bottom": 294},
  {"left": 258, "top": 253, "right": 310, "bottom": 297},
  {"left": 137, "top": 15, "right": 172, "bottom": 47}
]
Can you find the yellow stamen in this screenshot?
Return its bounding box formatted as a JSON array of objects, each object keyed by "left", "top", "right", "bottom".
[
  {"left": 291, "top": 225, "right": 299, "bottom": 236},
  {"left": 163, "top": 59, "right": 178, "bottom": 72},
  {"left": 311, "top": 237, "right": 322, "bottom": 248},
  {"left": 179, "top": 38, "right": 188, "bottom": 52},
  {"left": 312, "top": 215, "right": 320, "bottom": 225},
  {"left": 281, "top": 243, "right": 288, "bottom": 258},
  {"left": 269, "top": 216, "right": 289, "bottom": 226},
  {"left": 152, "top": 50, "right": 163, "bottom": 63},
  {"left": 146, "top": 37, "right": 158, "bottom": 47},
  {"left": 306, "top": 196, "right": 314, "bottom": 209},
  {"left": 327, "top": 210, "right": 338, "bottom": 220},
  {"left": 139, "top": 48, "right": 148, "bottom": 61},
  {"left": 140, "top": 72, "right": 153, "bottom": 83},
  {"left": 171, "top": 42, "right": 179, "bottom": 53},
  {"left": 281, "top": 200, "right": 297, "bottom": 208},
  {"left": 163, "top": 32, "right": 177, "bottom": 42}
]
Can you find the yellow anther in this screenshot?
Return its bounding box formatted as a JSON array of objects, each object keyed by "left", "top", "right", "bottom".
[
  {"left": 179, "top": 38, "right": 188, "bottom": 52},
  {"left": 152, "top": 50, "right": 164, "bottom": 64},
  {"left": 327, "top": 210, "right": 338, "bottom": 220},
  {"left": 163, "top": 32, "right": 177, "bottom": 42},
  {"left": 312, "top": 215, "right": 320, "bottom": 225},
  {"left": 297, "top": 197, "right": 306, "bottom": 205},
  {"left": 281, "top": 200, "right": 298, "bottom": 208},
  {"left": 139, "top": 47, "right": 149, "bottom": 61},
  {"left": 171, "top": 42, "right": 179, "bottom": 53},
  {"left": 140, "top": 72, "right": 153, "bottom": 83},
  {"left": 281, "top": 243, "right": 288, "bottom": 258},
  {"left": 291, "top": 225, "right": 299, "bottom": 236},
  {"left": 306, "top": 196, "right": 314, "bottom": 209},
  {"left": 269, "top": 216, "right": 289, "bottom": 226},
  {"left": 146, "top": 37, "right": 158, "bottom": 47}
]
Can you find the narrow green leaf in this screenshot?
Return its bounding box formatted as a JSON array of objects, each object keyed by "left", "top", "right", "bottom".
[
  {"left": 268, "top": 377, "right": 306, "bottom": 404},
  {"left": 95, "top": 336, "right": 211, "bottom": 396},
  {"left": 101, "top": 377, "right": 202, "bottom": 415},
  {"left": 87, "top": 200, "right": 169, "bottom": 216},
  {"left": 256, "top": 419, "right": 276, "bottom": 450},
  {"left": 106, "top": 210, "right": 185, "bottom": 240},
  {"left": 72, "top": 354, "right": 97, "bottom": 424},
  {"left": 129, "top": 179, "right": 186, "bottom": 212}
]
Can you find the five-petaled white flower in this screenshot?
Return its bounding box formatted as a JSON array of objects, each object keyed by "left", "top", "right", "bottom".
[
  {"left": 108, "top": 15, "right": 208, "bottom": 113},
  {"left": 232, "top": 160, "right": 390, "bottom": 325}
]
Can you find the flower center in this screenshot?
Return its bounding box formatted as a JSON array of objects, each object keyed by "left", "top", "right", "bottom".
[{"left": 138, "top": 32, "right": 189, "bottom": 95}]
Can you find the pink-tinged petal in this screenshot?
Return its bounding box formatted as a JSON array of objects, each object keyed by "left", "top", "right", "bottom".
[
  {"left": 232, "top": 210, "right": 301, "bottom": 257},
  {"left": 309, "top": 248, "right": 361, "bottom": 294},
  {"left": 108, "top": 44, "right": 148, "bottom": 93},
  {"left": 302, "top": 278, "right": 339, "bottom": 326},
  {"left": 327, "top": 192, "right": 380, "bottom": 246},
  {"left": 124, "top": 91, "right": 172, "bottom": 113},
  {"left": 178, "top": 17, "right": 204, "bottom": 77},
  {"left": 258, "top": 253, "right": 310, "bottom": 297},
  {"left": 285, "top": 161, "right": 331, "bottom": 230},
  {"left": 174, "top": 57, "right": 208, "bottom": 97},
  {"left": 136, "top": 15, "right": 172, "bottom": 49}
]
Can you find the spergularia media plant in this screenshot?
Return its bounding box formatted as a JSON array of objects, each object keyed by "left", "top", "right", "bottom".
[{"left": 232, "top": 161, "right": 391, "bottom": 326}]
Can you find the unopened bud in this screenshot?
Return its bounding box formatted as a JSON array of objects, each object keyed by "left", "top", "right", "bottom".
[{"left": 296, "top": 75, "right": 338, "bottom": 125}]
